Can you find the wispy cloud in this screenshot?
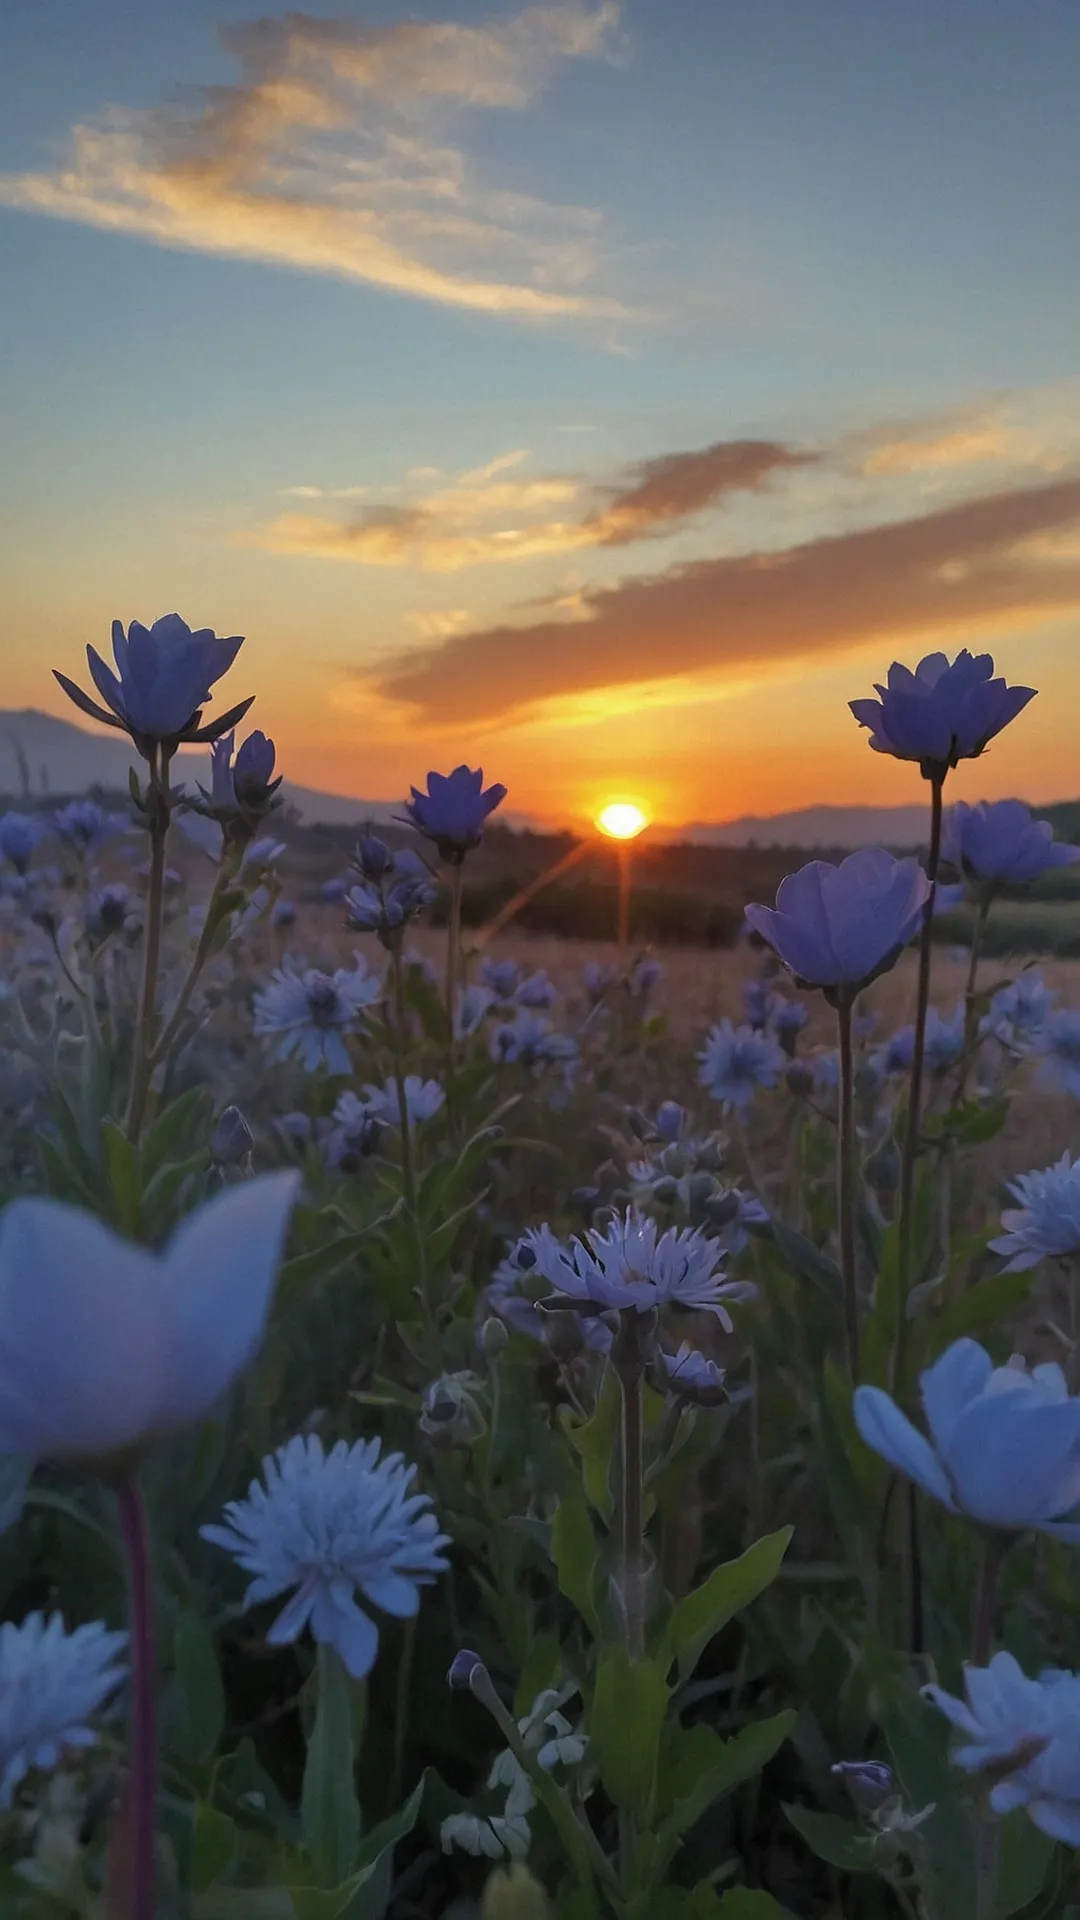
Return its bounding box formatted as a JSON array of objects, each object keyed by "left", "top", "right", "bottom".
[
  {"left": 0, "top": 3, "right": 628, "bottom": 321},
  {"left": 243, "top": 435, "right": 810, "bottom": 569},
  {"left": 371, "top": 472, "right": 1080, "bottom": 724}
]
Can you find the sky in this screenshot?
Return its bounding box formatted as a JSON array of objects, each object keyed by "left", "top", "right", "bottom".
[{"left": 2, "top": 0, "right": 1080, "bottom": 829}]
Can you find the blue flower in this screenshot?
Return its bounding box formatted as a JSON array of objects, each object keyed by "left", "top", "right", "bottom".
[
  {"left": 253, "top": 956, "right": 381, "bottom": 1074},
  {"left": 85, "top": 882, "right": 134, "bottom": 941},
  {"left": 655, "top": 1100, "right": 686, "bottom": 1143},
  {"left": 745, "top": 849, "right": 931, "bottom": 1000},
  {"left": 740, "top": 978, "right": 778, "bottom": 1029},
  {"left": 321, "top": 877, "right": 347, "bottom": 903},
  {"left": 583, "top": 960, "right": 618, "bottom": 1001},
  {"left": 990, "top": 1155, "right": 1080, "bottom": 1271},
  {"left": 359, "top": 1075, "right": 445, "bottom": 1127},
  {"left": 944, "top": 799, "right": 1080, "bottom": 886},
  {"left": 272, "top": 899, "right": 296, "bottom": 928},
  {"left": 524, "top": 1209, "right": 754, "bottom": 1326},
  {"left": 515, "top": 969, "right": 558, "bottom": 1008},
  {"left": 697, "top": 1019, "right": 785, "bottom": 1110},
  {"left": 456, "top": 984, "right": 496, "bottom": 1037},
  {"left": 481, "top": 957, "right": 520, "bottom": 999},
  {"left": 0, "top": 1174, "right": 298, "bottom": 1463},
  {"left": 855, "top": 1337, "right": 1080, "bottom": 1538},
  {"left": 404, "top": 765, "right": 506, "bottom": 860},
  {"left": 53, "top": 799, "right": 124, "bottom": 854},
  {"left": 0, "top": 1613, "right": 128, "bottom": 1806},
  {"left": 207, "top": 729, "right": 282, "bottom": 822},
  {"left": 54, "top": 613, "right": 251, "bottom": 750},
  {"left": 1037, "top": 1010, "right": 1080, "bottom": 1098},
  {"left": 984, "top": 972, "right": 1056, "bottom": 1048},
  {"left": 630, "top": 957, "right": 662, "bottom": 997},
  {"left": 491, "top": 1010, "right": 577, "bottom": 1068},
  {"left": 923, "top": 1653, "right": 1080, "bottom": 1846},
  {"left": 658, "top": 1342, "right": 727, "bottom": 1406},
  {"left": 850, "top": 650, "right": 1036, "bottom": 778},
  {"left": 886, "top": 1003, "right": 965, "bottom": 1077},
  {"left": 201, "top": 1433, "right": 450, "bottom": 1680},
  {"left": 771, "top": 997, "right": 808, "bottom": 1052},
  {"left": 0, "top": 813, "right": 45, "bottom": 876}
]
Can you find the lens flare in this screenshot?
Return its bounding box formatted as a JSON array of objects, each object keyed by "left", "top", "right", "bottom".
[{"left": 596, "top": 802, "right": 648, "bottom": 840}]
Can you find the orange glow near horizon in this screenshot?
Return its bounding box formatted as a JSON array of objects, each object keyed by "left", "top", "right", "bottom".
[{"left": 596, "top": 801, "right": 649, "bottom": 840}]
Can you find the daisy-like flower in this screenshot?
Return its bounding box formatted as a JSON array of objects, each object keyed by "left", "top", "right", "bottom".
[
  {"left": 923, "top": 1654, "right": 1080, "bottom": 1845},
  {"left": 658, "top": 1342, "right": 727, "bottom": 1407},
  {"left": 201, "top": 1433, "right": 451, "bottom": 1680},
  {"left": 880, "top": 1004, "right": 965, "bottom": 1078},
  {"left": 0, "top": 1613, "right": 127, "bottom": 1806},
  {"left": 697, "top": 1019, "right": 785, "bottom": 1111},
  {"left": 360, "top": 1074, "right": 445, "bottom": 1127},
  {"left": 990, "top": 1155, "right": 1080, "bottom": 1271},
  {"left": 523, "top": 1209, "right": 753, "bottom": 1325},
  {"left": 1037, "top": 1010, "right": 1080, "bottom": 1099},
  {"left": 491, "top": 1010, "right": 578, "bottom": 1068},
  {"left": 515, "top": 969, "right": 558, "bottom": 1009},
  {"left": 983, "top": 972, "right": 1056, "bottom": 1049},
  {"left": 253, "top": 956, "right": 381, "bottom": 1074}
]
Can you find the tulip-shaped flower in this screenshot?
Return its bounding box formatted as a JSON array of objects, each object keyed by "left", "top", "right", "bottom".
[
  {"left": 404, "top": 765, "right": 507, "bottom": 862},
  {"left": 0, "top": 1174, "right": 298, "bottom": 1464},
  {"left": 54, "top": 613, "right": 252, "bottom": 757},
  {"left": 850, "top": 650, "right": 1035, "bottom": 781},
  {"left": 943, "top": 799, "right": 1080, "bottom": 887},
  {"left": 745, "top": 848, "right": 931, "bottom": 1005},
  {"left": 855, "top": 1337, "right": 1080, "bottom": 1539}
]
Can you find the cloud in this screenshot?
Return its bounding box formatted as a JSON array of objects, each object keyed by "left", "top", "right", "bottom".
[
  {"left": 0, "top": 4, "right": 627, "bottom": 321},
  {"left": 244, "top": 434, "right": 811, "bottom": 568},
  {"left": 371, "top": 472, "right": 1080, "bottom": 724}
]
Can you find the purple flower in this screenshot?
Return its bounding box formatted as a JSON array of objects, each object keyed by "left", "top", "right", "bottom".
[
  {"left": 515, "top": 969, "right": 558, "bottom": 1009},
  {"left": 404, "top": 766, "right": 506, "bottom": 861},
  {"left": 744, "top": 849, "right": 931, "bottom": 1002},
  {"left": 658, "top": 1342, "right": 727, "bottom": 1407},
  {"left": 944, "top": 800, "right": 1080, "bottom": 887},
  {"left": 1037, "top": 1011, "right": 1080, "bottom": 1099},
  {"left": 655, "top": 1101, "right": 686, "bottom": 1143},
  {"left": 53, "top": 800, "right": 123, "bottom": 854},
  {"left": 209, "top": 729, "right": 281, "bottom": 816},
  {"left": 698, "top": 1019, "right": 785, "bottom": 1110},
  {"left": 850, "top": 650, "right": 1035, "bottom": 780},
  {"left": 0, "top": 813, "right": 45, "bottom": 876},
  {"left": 54, "top": 613, "right": 251, "bottom": 752},
  {"left": 481, "top": 957, "right": 520, "bottom": 999}
]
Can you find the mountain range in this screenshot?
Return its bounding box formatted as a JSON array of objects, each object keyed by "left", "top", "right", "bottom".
[{"left": 0, "top": 708, "right": 1037, "bottom": 849}]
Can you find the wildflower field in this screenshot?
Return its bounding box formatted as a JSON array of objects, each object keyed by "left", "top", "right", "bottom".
[{"left": 4, "top": 623, "right": 1080, "bottom": 1920}]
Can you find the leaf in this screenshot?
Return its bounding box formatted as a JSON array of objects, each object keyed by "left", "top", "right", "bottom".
[
  {"left": 860, "top": 1222, "right": 900, "bottom": 1389},
  {"left": 173, "top": 1610, "right": 226, "bottom": 1767},
  {"left": 589, "top": 1651, "right": 669, "bottom": 1815},
  {"left": 290, "top": 1775, "right": 427, "bottom": 1920},
  {"left": 101, "top": 1118, "right": 142, "bottom": 1236},
  {"left": 564, "top": 1365, "right": 621, "bottom": 1521},
  {"left": 0, "top": 1454, "right": 31, "bottom": 1538},
  {"left": 928, "top": 1272, "right": 1034, "bottom": 1354},
  {"left": 551, "top": 1495, "right": 600, "bottom": 1633},
  {"left": 664, "top": 1528, "right": 792, "bottom": 1681},
  {"left": 784, "top": 1804, "right": 879, "bottom": 1873},
  {"left": 995, "top": 1809, "right": 1056, "bottom": 1917},
  {"left": 191, "top": 1804, "right": 238, "bottom": 1894},
  {"left": 142, "top": 1086, "right": 212, "bottom": 1175},
  {"left": 301, "top": 1646, "right": 360, "bottom": 1888},
  {"left": 718, "top": 1896, "right": 789, "bottom": 1919},
  {"left": 660, "top": 1713, "right": 795, "bottom": 1848},
  {"left": 770, "top": 1222, "right": 842, "bottom": 1304},
  {"left": 277, "top": 1235, "right": 369, "bottom": 1302}
]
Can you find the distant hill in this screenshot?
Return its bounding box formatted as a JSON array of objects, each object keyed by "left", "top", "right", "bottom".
[{"left": 1, "top": 709, "right": 1076, "bottom": 851}]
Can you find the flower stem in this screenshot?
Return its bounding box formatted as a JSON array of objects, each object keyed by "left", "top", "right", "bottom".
[
  {"left": 149, "top": 843, "right": 242, "bottom": 1073},
  {"left": 972, "top": 1535, "right": 1004, "bottom": 1665},
  {"left": 124, "top": 747, "right": 172, "bottom": 1143},
  {"left": 444, "top": 860, "right": 463, "bottom": 1134},
  {"left": 614, "top": 1321, "right": 647, "bottom": 1662},
  {"left": 893, "top": 772, "right": 945, "bottom": 1392},
  {"left": 836, "top": 996, "right": 860, "bottom": 1379},
  {"left": 954, "top": 888, "right": 992, "bottom": 1106},
  {"left": 116, "top": 1476, "right": 157, "bottom": 1920},
  {"left": 390, "top": 949, "right": 432, "bottom": 1341}
]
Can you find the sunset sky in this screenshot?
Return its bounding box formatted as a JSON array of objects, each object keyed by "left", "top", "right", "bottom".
[{"left": 3, "top": 1, "right": 1080, "bottom": 829}]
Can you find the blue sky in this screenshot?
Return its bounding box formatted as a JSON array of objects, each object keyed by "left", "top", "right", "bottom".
[{"left": 3, "top": 0, "right": 1079, "bottom": 823}]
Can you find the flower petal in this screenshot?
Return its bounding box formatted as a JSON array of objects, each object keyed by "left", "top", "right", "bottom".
[{"left": 853, "top": 1386, "right": 956, "bottom": 1508}]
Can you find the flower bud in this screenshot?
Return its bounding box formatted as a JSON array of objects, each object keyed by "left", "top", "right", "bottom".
[
  {"left": 624, "top": 1106, "right": 651, "bottom": 1142},
  {"left": 447, "top": 1648, "right": 486, "bottom": 1691},
  {"left": 354, "top": 832, "right": 395, "bottom": 881},
  {"left": 658, "top": 1144, "right": 687, "bottom": 1177},
  {"left": 831, "top": 1759, "right": 897, "bottom": 1814},
  {"left": 704, "top": 1189, "right": 741, "bottom": 1230},
  {"left": 211, "top": 1105, "right": 255, "bottom": 1167},
  {"left": 482, "top": 1864, "right": 551, "bottom": 1920},
  {"left": 420, "top": 1373, "right": 485, "bottom": 1448},
  {"left": 655, "top": 1100, "right": 685, "bottom": 1143},
  {"left": 480, "top": 1316, "right": 510, "bottom": 1357}
]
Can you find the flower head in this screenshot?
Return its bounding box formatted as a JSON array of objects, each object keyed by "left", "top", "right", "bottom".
[
  {"left": 360, "top": 1074, "right": 445, "bottom": 1128},
  {"left": 583, "top": 960, "right": 618, "bottom": 1001},
  {"left": 885, "top": 1003, "right": 965, "bottom": 1077},
  {"left": 515, "top": 969, "right": 558, "bottom": 1009},
  {"left": 1037, "top": 1010, "right": 1080, "bottom": 1098},
  {"left": 253, "top": 956, "right": 381, "bottom": 1074},
  {"left": 206, "top": 729, "right": 282, "bottom": 826},
  {"left": 658, "top": 1342, "right": 727, "bottom": 1407},
  {"left": 984, "top": 971, "right": 1056, "bottom": 1049},
  {"left": 697, "top": 1019, "right": 785, "bottom": 1110},
  {"left": 990, "top": 1154, "right": 1080, "bottom": 1271},
  {"left": 481, "top": 957, "right": 520, "bottom": 999},
  {"left": 0, "top": 1174, "right": 298, "bottom": 1463},
  {"left": 923, "top": 1653, "right": 1080, "bottom": 1845},
  {"left": 404, "top": 765, "right": 506, "bottom": 861},
  {"left": 53, "top": 800, "right": 124, "bottom": 854},
  {"left": 0, "top": 812, "right": 45, "bottom": 876},
  {"left": 491, "top": 1010, "right": 577, "bottom": 1069},
  {"left": 0, "top": 1614, "right": 128, "bottom": 1807},
  {"left": 855, "top": 1337, "right": 1080, "bottom": 1538},
  {"left": 850, "top": 650, "right": 1036, "bottom": 780},
  {"left": 944, "top": 799, "right": 1079, "bottom": 887},
  {"left": 745, "top": 849, "right": 931, "bottom": 1001},
  {"left": 85, "top": 882, "right": 135, "bottom": 941},
  {"left": 524, "top": 1208, "right": 752, "bottom": 1325},
  {"left": 202, "top": 1433, "right": 450, "bottom": 1680},
  {"left": 54, "top": 613, "right": 251, "bottom": 753}
]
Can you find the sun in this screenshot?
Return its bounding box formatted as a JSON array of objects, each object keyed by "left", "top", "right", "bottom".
[{"left": 596, "top": 801, "right": 649, "bottom": 840}]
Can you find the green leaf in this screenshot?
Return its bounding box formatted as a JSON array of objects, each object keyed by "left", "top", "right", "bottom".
[
  {"left": 173, "top": 1610, "right": 226, "bottom": 1767},
  {"left": 718, "top": 1895, "right": 789, "bottom": 1919},
  {"left": 289, "top": 1775, "right": 427, "bottom": 1920},
  {"left": 590, "top": 1651, "right": 669, "bottom": 1815},
  {"left": 191, "top": 1804, "right": 239, "bottom": 1894},
  {"left": 301, "top": 1646, "right": 361, "bottom": 1888},
  {"left": 551, "top": 1495, "right": 600, "bottom": 1633},
  {"left": 563, "top": 1366, "right": 621, "bottom": 1520},
  {"left": 784, "top": 1804, "right": 879, "bottom": 1873},
  {"left": 995, "top": 1808, "right": 1056, "bottom": 1917},
  {"left": 142, "top": 1086, "right": 212, "bottom": 1175},
  {"left": 277, "top": 1235, "right": 369, "bottom": 1302},
  {"left": 860, "top": 1222, "right": 900, "bottom": 1389},
  {"left": 659, "top": 1713, "right": 795, "bottom": 1850},
  {"left": 101, "top": 1118, "right": 142, "bottom": 1236},
  {"left": 770, "top": 1222, "right": 842, "bottom": 1304},
  {"left": 928, "top": 1272, "right": 1034, "bottom": 1354},
  {"left": 665, "top": 1528, "right": 792, "bottom": 1681}
]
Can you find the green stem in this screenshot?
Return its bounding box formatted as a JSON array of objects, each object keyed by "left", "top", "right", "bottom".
[
  {"left": 390, "top": 949, "right": 432, "bottom": 1339},
  {"left": 972, "top": 1535, "right": 1004, "bottom": 1665},
  {"left": 389, "top": 1615, "right": 416, "bottom": 1810},
  {"left": 837, "top": 996, "right": 860, "bottom": 1380},
  {"left": 614, "top": 1331, "right": 647, "bottom": 1662},
  {"left": 124, "top": 747, "right": 172, "bottom": 1143},
  {"left": 952, "top": 887, "right": 992, "bottom": 1107},
  {"left": 893, "top": 773, "right": 945, "bottom": 1392},
  {"left": 444, "top": 860, "right": 463, "bottom": 1134},
  {"left": 150, "top": 843, "right": 242, "bottom": 1071}
]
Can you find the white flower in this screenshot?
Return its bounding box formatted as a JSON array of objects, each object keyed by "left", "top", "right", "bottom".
[
  {"left": 0, "top": 1614, "right": 127, "bottom": 1806},
  {"left": 990, "top": 1154, "right": 1080, "bottom": 1270},
  {"left": 253, "top": 956, "right": 381, "bottom": 1074},
  {"left": 440, "top": 1809, "right": 531, "bottom": 1860},
  {"left": 0, "top": 1175, "right": 298, "bottom": 1463},
  {"left": 202, "top": 1433, "right": 450, "bottom": 1680},
  {"left": 524, "top": 1208, "right": 754, "bottom": 1326},
  {"left": 924, "top": 1652, "right": 1080, "bottom": 1845}
]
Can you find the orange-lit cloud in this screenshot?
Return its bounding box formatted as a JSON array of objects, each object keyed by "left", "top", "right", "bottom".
[
  {"left": 244, "top": 436, "right": 811, "bottom": 568},
  {"left": 373, "top": 472, "right": 1080, "bottom": 723},
  {"left": 0, "top": 4, "right": 628, "bottom": 322}
]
